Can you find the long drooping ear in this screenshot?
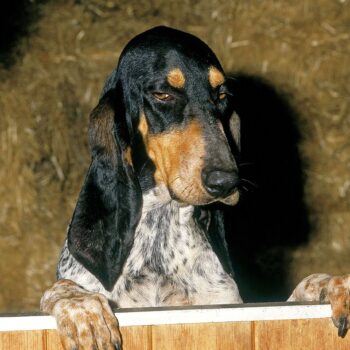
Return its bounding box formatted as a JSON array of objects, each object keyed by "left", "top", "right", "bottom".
[
  {"left": 194, "top": 206, "right": 235, "bottom": 278},
  {"left": 67, "top": 86, "right": 142, "bottom": 291}
]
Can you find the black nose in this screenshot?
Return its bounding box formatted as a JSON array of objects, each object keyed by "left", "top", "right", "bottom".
[{"left": 202, "top": 169, "right": 240, "bottom": 198}]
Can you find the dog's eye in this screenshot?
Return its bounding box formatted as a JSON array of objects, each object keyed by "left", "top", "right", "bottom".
[
  {"left": 152, "top": 92, "right": 174, "bottom": 102},
  {"left": 218, "top": 92, "right": 227, "bottom": 100}
]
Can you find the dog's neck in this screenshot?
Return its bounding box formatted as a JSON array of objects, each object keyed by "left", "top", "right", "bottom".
[{"left": 139, "top": 185, "right": 200, "bottom": 231}]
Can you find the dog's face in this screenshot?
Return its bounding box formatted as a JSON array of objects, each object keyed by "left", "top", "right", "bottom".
[
  {"left": 69, "top": 27, "right": 241, "bottom": 290},
  {"left": 117, "top": 27, "right": 240, "bottom": 205}
]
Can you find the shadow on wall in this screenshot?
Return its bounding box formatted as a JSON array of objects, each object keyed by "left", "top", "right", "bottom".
[{"left": 224, "top": 73, "right": 310, "bottom": 302}]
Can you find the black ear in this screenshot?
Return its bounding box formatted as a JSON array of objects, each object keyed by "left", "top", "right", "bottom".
[
  {"left": 194, "top": 206, "right": 235, "bottom": 278},
  {"left": 67, "top": 86, "right": 142, "bottom": 291}
]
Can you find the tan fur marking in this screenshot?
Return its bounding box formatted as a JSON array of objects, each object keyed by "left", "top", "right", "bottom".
[
  {"left": 333, "top": 278, "right": 343, "bottom": 286},
  {"left": 208, "top": 66, "right": 225, "bottom": 88},
  {"left": 124, "top": 146, "right": 133, "bottom": 166},
  {"left": 167, "top": 68, "right": 186, "bottom": 88},
  {"left": 138, "top": 114, "right": 210, "bottom": 204},
  {"left": 138, "top": 114, "right": 149, "bottom": 137}
]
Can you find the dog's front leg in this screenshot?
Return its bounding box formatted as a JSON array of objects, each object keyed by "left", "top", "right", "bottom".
[
  {"left": 41, "top": 279, "right": 122, "bottom": 350},
  {"left": 289, "top": 273, "right": 350, "bottom": 337}
]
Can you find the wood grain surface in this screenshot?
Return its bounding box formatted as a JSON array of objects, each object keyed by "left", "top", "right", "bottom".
[{"left": 1, "top": 319, "right": 349, "bottom": 349}]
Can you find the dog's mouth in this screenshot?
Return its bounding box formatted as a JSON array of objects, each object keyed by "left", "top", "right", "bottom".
[{"left": 219, "top": 189, "right": 240, "bottom": 205}]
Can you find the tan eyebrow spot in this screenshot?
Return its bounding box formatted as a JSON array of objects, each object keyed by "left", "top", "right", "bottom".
[
  {"left": 208, "top": 66, "right": 225, "bottom": 88},
  {"left": 167, "top": 68, "right": 186, "bottom": 88}
]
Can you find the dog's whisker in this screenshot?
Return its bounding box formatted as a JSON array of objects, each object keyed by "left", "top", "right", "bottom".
[
  {"left": 169, "top": 176, "right": 181, "bottom": 185},
  {"left": 185, "top": 185, "right": 195, "bottom": 200},
  {"left": 240, "top": 185, "right": 250, "bottom": 193},
  {"left": 238, "top": 162, "right": 254, "bottom": 167},
  {"left": 240, "top": 178, "right": 258, "bottom": 188},
  {"left": 179, "top": 183, "right": 191, "bottom": 196}
]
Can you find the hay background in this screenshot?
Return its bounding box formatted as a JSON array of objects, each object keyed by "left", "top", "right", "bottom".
[{"left": 0, "top": 0, "right": 349, "bottom": 312}]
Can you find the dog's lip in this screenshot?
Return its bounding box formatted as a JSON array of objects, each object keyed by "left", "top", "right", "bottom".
[
  {"left": 205, "top": 187, "right": 240, "bottom": 204},
  {"left": 219, "top": 189, "right": 240, "bottom": 205}
]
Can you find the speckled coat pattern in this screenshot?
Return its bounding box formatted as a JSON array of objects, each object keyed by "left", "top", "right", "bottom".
[{"left": 58, "top": 186, "right": 242, "bottom": 307}]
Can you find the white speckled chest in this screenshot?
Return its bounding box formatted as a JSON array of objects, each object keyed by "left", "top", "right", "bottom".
[{"left": 57, "top": 189, "right": 242, "bottom": 307}]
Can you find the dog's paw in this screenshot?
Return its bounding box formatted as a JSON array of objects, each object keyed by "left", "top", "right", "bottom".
[
  {"left": 41, "top": 279, "right": 122, "bottom": 349},
  {"left": 289, "top": 273, "right": 350, "bottom": 338},
  {"left": 327, "top": 275, "right": 350, "bottom": 338}
]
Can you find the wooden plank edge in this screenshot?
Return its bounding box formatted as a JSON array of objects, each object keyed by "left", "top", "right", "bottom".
[{"left": 0, "top": 302, "right": 332, "bottom": 331}]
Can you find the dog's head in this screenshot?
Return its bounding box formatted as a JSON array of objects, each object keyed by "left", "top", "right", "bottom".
[{"left": 68, "top": 27, "right": 241, "bottom": 290}]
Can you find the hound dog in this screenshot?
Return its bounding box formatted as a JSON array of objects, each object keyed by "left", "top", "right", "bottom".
[{"left": 41, "top": 26, "right": 350, "bottom": 349}]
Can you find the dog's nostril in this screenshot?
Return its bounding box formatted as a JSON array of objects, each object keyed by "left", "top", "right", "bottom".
[{"left": 202, "top": 169, "right": 239, "bottom": 198}]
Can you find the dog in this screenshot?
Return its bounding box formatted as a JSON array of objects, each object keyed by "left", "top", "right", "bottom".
[{"left": 41, "top": 26, "right": 350, "bottom": 349}]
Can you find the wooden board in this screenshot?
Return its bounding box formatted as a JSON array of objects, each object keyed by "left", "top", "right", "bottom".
[
  {"left": 2, "top": 320, "right": 350, "bottom": 350},
  {"left": 254, "top": 318, "right": 350, "bottom": 350},
  {"left": 151, "top": 322, "right": 252, "bottom": 350},
  {"left": 1, "top": 304, "right": 350, "bottom": 349},
  {"left": 121, "top": 326, "right": 152, "bottom": 350},
  {"left": 0, "top": 329, "right": 67, "bottom": 350}
]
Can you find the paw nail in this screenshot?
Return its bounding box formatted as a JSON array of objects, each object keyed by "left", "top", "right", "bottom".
[{"left": 338, "top": 315, "right": 348, "bottom": 338}]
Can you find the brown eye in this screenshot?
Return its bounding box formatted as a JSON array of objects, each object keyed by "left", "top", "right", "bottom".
[
  {"left": 218, "top": 92, "right": 227, "bottom": 100},
  {"left": 152, "top": 92, "right": 174, "bottom": 101}
]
